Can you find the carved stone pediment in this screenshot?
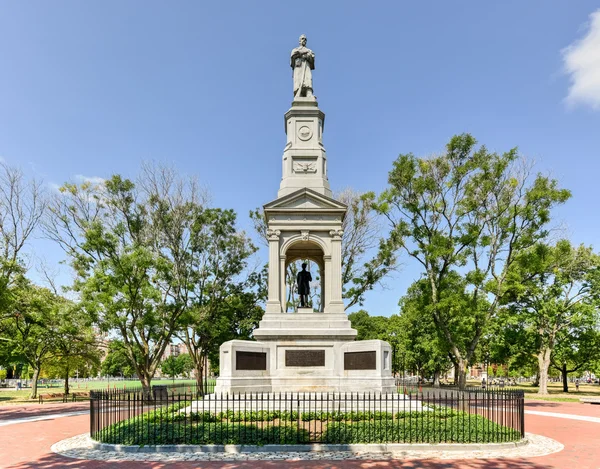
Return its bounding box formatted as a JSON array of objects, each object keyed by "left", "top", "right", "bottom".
[{"left": 264, "top": 188, "right": 347, "bottom": 213}]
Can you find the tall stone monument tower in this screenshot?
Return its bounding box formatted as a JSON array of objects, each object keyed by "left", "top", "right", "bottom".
[{"left": 215, "top": 36, "right": 395, "bottom": 394}]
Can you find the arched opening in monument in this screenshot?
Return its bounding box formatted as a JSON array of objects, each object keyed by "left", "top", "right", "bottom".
[{"left": 284, "top": 240, "right": 324, "bottom": 312}]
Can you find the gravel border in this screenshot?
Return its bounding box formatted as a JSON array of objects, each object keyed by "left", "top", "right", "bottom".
[
  {"left": 91, "top": 440, "right": 528, "bottom": 453},
  {"left": 51, "top": 433, "right": 563, "bottom": 462}
]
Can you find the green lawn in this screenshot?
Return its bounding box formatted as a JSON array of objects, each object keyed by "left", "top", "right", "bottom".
[{"left": 0, "top": 379, "right": 202, "bottom": 405}]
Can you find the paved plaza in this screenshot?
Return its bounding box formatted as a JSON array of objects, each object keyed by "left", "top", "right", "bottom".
[{"left": 0, "top": 400, "right": 599, "bottom": 468}]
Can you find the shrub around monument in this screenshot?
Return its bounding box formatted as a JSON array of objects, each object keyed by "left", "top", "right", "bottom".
[
  {"left": 94, "top": 403, "right": 520, "bottom": 445},
  {"left": 101, "top": 421, "right": 310, "bottom": 445},
  {"left": 323, "top": 414, "right": 522, "bottom": 444}
]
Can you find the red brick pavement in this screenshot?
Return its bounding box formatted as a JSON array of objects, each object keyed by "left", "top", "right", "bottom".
[
  {"left": 0, "top": 402, "right": 89, "bottom": 421},
  {"left": 0, "top": 400, "right": 598, "bottom": 469}
]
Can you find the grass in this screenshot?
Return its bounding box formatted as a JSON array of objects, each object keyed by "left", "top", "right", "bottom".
[{"left": 0, "top": 379, "right": 204, "bottom": 405}]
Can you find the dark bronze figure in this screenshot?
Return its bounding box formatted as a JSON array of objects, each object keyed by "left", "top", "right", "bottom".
[{"left": 296, "top": 262, "right": 312, "bottom": 308}]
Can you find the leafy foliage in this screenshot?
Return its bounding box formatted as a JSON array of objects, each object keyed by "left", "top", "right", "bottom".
[
  {"left": 375, "top": 134, "right": 570, "bottom": 387},
  {"left": 504, "top": 240, "right": 600, "bottom": 394}
]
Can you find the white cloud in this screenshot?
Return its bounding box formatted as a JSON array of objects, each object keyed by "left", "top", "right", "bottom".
[
  {"left": 75, "top": 174, "right": 106, "bottom": 185},
  {"left": 48, "top": 182, "right": 62, "bottom": 193},
  {"left": 563, "top": 9, "right": 600, "bottom": 110}
]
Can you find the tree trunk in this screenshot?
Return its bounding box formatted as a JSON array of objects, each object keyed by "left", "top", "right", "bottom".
[
  {"left": 140, "top": 373, "right": 152, "bottom": 399},
  {"left": 433, "top": 372, "right": 440, "bottom": 388},
  {"left": 456, "top": 358, "right": 468, "bottom": 390},
  {"left": 29, "top": 367, "right": 40, "bottom": 399},
  {"left": 195, "top": 362, "right": 205, "bottom": 396},
  {"left": 64, "top": 364, "right": 70, "bottom": 395},
  {"left": 562, "top": 363, "right": 569, "bottom": 393},
  {"left": 537, "top": 347, "right": 552, "bottom": 395}
]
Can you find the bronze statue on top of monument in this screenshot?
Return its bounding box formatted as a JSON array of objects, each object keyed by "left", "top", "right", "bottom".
[{"left": 291, "top": 34, "right": 315, "bottom": 99}]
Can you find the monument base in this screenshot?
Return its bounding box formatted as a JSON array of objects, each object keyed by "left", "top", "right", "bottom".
[
  {"left": 215, "top": 335, "right": 395, "bottom": 395},
  {"left": 214, "top": 376, "right": 396, "bottom": 394}
]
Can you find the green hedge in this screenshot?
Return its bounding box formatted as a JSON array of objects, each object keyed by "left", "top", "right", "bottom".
[
  {"left": 94, "top": 404, "right": 521, "bottom": 445},
  {"left": 323, "top": 414, "right": 522, "bottom": 443},
  {"left": 98, "top": 421, "right": 310, "bottom": 445}
]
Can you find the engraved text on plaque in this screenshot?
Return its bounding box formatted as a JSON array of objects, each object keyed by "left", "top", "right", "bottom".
[
  {"left": 236, "top": 351, "right": 267, "bottom": 370},
  {"left": 285, "top": 350, "right": 325, "bottom": 367},
  {"left": 344, "top": 351, "right": 376, "bottom": 370}
]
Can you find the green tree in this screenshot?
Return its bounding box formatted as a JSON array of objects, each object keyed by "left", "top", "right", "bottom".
[
  {"left": 348, "top": 310, "right": 390, "bottom": 341},
  {"left": 101, "top": 340, "right": 137, "bottom": 378},
  {"left": 551, "top": 327, "right": 600, "bottom": 392},
  {"left": 45, "top": 167, "right": 208, "bottom": 397},
  {"left": 376, "top": 134, "right": 570, "bottom": 388},
  {"left": 2, "top": 282, "right": 63, "bottom": 398},
  {"left": 176, "top": 353, "right": 194, "bottom": 378},
  {"left": 397, "top": 279, "right": 454, "bottom": 384},
  {"left": 161, "top": 355, "right": 184, "bottom": 380},
  {"left": 50, "top": 304, "right": 101, "bottom": 395},
  {"left": 506, "top": 241, "right": 600, "bottom": 394},
  {"left": 175, "top": 206, "right": 262, "bottom": 391}
]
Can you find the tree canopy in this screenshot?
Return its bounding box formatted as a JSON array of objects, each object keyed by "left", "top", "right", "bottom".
[{"left": 375, "top": 134, "right": 571, "bottom": 388}]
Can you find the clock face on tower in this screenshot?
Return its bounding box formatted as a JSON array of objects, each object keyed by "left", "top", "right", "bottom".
[{"left": 297, "top": 126, "right": 313, "bottom": 141}]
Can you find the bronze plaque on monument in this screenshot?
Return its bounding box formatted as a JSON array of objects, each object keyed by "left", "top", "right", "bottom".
[
  {"left": 344, "top": 351, "right": 376, "bottom": 370},
  {"left": 236, "top": 351, "right": 267, "bottom": 370},
  {"left": 285, "top": 349, "right": 325, "bottom": 367}
]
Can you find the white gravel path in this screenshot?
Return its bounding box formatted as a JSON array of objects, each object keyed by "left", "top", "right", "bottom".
[{"left": 51, "top": 433, "right": 563, "bottom": 462}]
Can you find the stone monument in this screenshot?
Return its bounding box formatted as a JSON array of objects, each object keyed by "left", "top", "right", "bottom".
[{"left": 214, "top": 36, "right": 395, "bottom": 394}]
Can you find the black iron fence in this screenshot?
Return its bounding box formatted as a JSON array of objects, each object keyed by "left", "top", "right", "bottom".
[{"left": 90, "top": 385, "right": 524, "bottom": 446}]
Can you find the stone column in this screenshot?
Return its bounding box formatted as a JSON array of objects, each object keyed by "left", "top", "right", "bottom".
[
  {"left": 319, "top": 260, "right": 325, "bottom": 312},
  {"left": 280, "top": 255, "right": 287, "bottom": 312},
  {"left": 323, "top": 255, "right": 331, "bottom": 312},
  {"left": 265, "top": 229, "right": 282, "bottom": 313},
  {"left": 329, "top": 230, "right": 344, "bottom": 313}
]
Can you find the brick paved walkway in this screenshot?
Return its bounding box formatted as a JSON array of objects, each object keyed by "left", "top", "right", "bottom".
[{"left": 0, "top": 400, "right": 598, "bottom": 469}]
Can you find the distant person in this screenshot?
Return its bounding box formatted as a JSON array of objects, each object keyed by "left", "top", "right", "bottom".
[
  {"left": 481, "top": 377, "right": 486, "bottom": 389},
  {"left": 575, "top": 379, "right": 580, "bottom": 392}
]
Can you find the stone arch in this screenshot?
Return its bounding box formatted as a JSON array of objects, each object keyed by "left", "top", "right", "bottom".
[
  {"left": 281, "top": 236, "right": 327, "bottom": 312},
  {"left": 280, "top": 234, "right": 329, "bottom": 258}
]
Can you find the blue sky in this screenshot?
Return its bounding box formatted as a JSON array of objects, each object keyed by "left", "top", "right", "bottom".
[{"left": 1, "top": 2, "right": 599, "bottom": 316}]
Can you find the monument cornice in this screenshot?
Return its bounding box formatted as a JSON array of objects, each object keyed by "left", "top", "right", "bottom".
[{"left": 284, "top": 106, "right": 326, "bottom": 134}]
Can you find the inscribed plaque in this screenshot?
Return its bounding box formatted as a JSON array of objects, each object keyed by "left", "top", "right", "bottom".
[
  {"left": 236, "top": 351, "right": 267, "bottom": 370},
  {"left": 344, "top": 351, "right": 377, "bottom": 370},
  {"left": 285, "top": 350, "right": 325, "bottom": 367}
]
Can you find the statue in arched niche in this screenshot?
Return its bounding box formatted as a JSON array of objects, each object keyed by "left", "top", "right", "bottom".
[{"left": 296, "top": 262, "right": 312, "bottom": 308}]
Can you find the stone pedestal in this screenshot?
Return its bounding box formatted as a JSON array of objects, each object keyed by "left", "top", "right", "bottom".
[{"left": 215, "top": 337, "right": 396, "bottom": 394}]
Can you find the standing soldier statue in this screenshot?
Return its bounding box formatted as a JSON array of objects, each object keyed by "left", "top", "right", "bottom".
[
  {"left": 291, "top": 34, "right": 315, "bottom": 98},
  {"left": 296, "top": 262, "right": 312, "bottom": 308}
]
